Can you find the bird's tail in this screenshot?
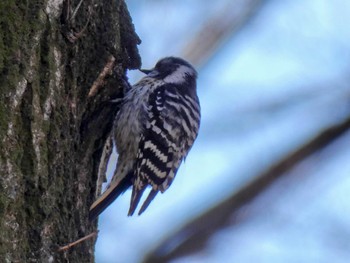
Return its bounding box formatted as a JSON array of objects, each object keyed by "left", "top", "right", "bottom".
[
  {"left": 128, "top": 177, "right": 159, "bottom": 216},
  {"left": 127, "top": 178, "right": 147, "bottom": 216},
  {"left": 138, "top": 189, "right": 158, "bottom": 216},
  {"left": 89, "top": 173, "right": 132, "bottom": 221}
]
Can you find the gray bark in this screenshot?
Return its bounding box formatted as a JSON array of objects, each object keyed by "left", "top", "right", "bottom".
[{"left": 0, "top": 0, "right": 140, "bottom": 262}]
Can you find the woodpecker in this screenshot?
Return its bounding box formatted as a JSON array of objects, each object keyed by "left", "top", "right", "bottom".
[{"left": 89, "top": 57, "right": 200, "bottom": 220}]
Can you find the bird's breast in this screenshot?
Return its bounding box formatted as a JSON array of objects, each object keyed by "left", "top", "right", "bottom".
[{"left": 113, "top": 84, "right": 153, "bottom": 158}]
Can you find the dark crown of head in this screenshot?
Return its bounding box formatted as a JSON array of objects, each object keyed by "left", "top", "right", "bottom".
[{"left": 154, "top": 57, "right": 197, "bottom": 78}]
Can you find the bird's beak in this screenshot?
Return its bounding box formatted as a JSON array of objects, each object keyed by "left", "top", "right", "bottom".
[
  {"left": 139, "top": 69, "right": 152, "bottom": 75},
  {"left": 140, "top": 68, "right": 160, "bottom": 77}
]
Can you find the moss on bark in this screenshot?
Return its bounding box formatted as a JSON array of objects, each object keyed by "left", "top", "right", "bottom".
[{"left": 0, "top": 0, "right": 140, "bottom": 262}]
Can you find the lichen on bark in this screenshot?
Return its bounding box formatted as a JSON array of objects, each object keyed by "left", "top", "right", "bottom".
[{"left": 0, "top": 0, "right": 140, "bottom": 262}]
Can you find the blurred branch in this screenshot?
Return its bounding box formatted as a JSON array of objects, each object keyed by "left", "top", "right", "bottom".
[
  {"left": 182, "top": 0, "right": 266, "bottom": 67},
  {"left": 144, "top": 113, "right": 350, "bottom": 262},
  {"left": 236, "top": 79, "right": 350, "bottom": 114}
]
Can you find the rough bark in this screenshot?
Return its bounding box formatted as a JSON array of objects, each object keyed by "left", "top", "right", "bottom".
[{"left": 0, "top": 0, "right": 140, "bottom": 262}]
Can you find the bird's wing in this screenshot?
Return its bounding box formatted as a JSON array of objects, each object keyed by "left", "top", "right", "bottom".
[{"left": 128, "top": 84, "right": 200, "bottom": 216}]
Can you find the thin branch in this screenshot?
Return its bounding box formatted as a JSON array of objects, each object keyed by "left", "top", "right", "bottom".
[
  {"left": 88, "top": 55, "right": 116, "bottom": 97},
  {"left": 58, "top": 231, "right": 99, "bottom": 252},
  {"left": 182, "top": 0, "right": 265, "bottom": 67},
  {"left": 70, "top": 0, "right": 85, "bottom": 22},
  {"left": 144, "top": 114, "right": 350, "bottom": 262}
]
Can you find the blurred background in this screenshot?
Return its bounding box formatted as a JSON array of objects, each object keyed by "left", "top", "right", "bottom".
[{"left": 96, "top": 0, "right": 350, "bottom": 262}]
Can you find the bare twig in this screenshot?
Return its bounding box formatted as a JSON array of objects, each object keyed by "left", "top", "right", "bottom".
[
  {"left": 62, "top": 0, "right": 92, "bottom": 43},
  {"left": 182, "top": 0, "right": 264, "bottom": 67},
  {"left": 70, "top": 0, "right": 85, "bottom": 22},
  {"left": 58, "top": 231, "right": 99, "bottom": 252},
  {"left": 88, "top": 55, "right": 116, "bottom": 97},
  {"left": 67, "top": 7, "right": 92, "bottom": 43},
  {"left": 144, "top": 114, "right": 350, "bottom": 262}
]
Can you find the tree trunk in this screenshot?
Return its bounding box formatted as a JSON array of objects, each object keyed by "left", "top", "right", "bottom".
[{"left": 0, "top": 0, "right": 140, "bottom": 262}]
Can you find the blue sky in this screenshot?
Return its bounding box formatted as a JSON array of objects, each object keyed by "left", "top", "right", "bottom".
[{"left": 95, "top": 0, "right": 350, "bottom": 262}]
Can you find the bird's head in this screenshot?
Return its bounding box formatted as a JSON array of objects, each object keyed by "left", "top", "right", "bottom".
[{"left": 140, "top": 57, "right": 197, "bottom": 85}]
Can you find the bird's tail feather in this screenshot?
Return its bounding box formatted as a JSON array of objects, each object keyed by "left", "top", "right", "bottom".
[
  {"left": 128, "top": 180, "right": 147, "bottom": 216},
  {"left": 138, "top": 189, "right": 158, "bottom": 216},
  {"left": 89, "top": 174, "right": 132, "bottom": 221}
]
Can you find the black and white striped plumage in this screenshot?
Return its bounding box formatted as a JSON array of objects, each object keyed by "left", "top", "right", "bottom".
[{"left": 89, "top": 57, "right": 200, "bottom": 220}]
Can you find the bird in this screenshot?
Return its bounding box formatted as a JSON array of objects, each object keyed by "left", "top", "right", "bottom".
[{"left": 89, "top": 57, "right": 201, "bottom": 220}]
